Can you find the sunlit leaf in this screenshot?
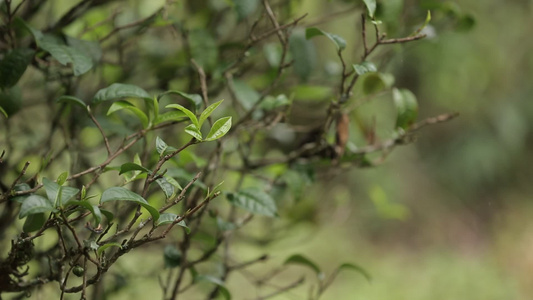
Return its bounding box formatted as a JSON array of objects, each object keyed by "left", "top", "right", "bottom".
[
  {"left": 166, "top": 104, "right": 199, "bottom": 128},
  {"left": 199, "top": 99, "right": 223, "bottom": 127},
  {"left": 363, "top": 0, "right": 377, "bottom": 18},
  {"left": 205, "top": 117, "right": 231, "bottom": 141},
  {"left": 184, "top": 124, "right": 203, "bottom": 141}
]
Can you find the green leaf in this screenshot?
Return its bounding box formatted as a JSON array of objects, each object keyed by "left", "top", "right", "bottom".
[
  {"left": 100, "top": 187, "right": 159, "bottom": 220},
  {"left": 166, "top": 104, "right": 199, "bottom": 128},
  {"left": 164, "top": 244, "right": 181, "bottom": 268},
  {"left": 289, "top": 29, "right": 317, "bottom": 81},
  {"left": 392, "top": 88, "right": 418, "bottom": 129},
  {"left": 217, "top": 217, "right": 237, "bottom": 231},
  {"left": 305, "top": 27, "right": 346, "bottom": 51},
  {"left": 363, "top": 0, "right": 377, "bottom": 18},
  {"left": 92, "top": 83, "right": 151, "bottom": 104},
  {"left": 119, "top": 162, "right": 151, "bottom": 175},
  {"left": 19, "top": 195, "right": 55, "bottom": 218},
  {"left": 260, "top": 94, "right": 291, "bottom": 111},
  {"left": 197, "top": 275, "right": 231, "bottom": 300},
  {"left": 66, "top": 36, "right": 102, "bottom": 63},
  {"left": 155, "top": 136, "right": 168, "bottom": 155},
  {"left": 156, "top": 213, "right": 190, "bottom": 232},
  {"left": 184, "top": 124, "right": 203, "bottom": 141},
  {"left": 156, "top": 177, "right": 174, "bottom": 198},
  {"left": 189, "top": 29, "right": 218, "bottom": 71},
  {"left": 284, "top": 254, "right": 324, "bottom": 280},
  {"left": 227, "top": 187, "right": 277, "bottom": 217},
  {"left": 361, "top": 72, "right": 394, "bottom": 95},
  {"left": 0, "top": 106, "right": 7, "bottom": 118},
  {"left": 77, "top": 201, "right": 102, "bottom": 225},
  {"left": 23, "top": 213, "right": 46, "bottom": 233},
  {"left": 205, "top": 117, "right": 231, "bottom": 141},
  {"left": 38, "top": 34, "right": 93, "bottom": 76},
  {"left": 229, "top": 79, "right": 260, "bottom": 110},
  {"left": 101, "top": 209, "right": 114, "bottom": 222},
  {"left": 155, "top": 110, "right": 187, "bottom": 124},
  {"left": 353, "top": 61, "right": 377, "bottom": 75},
  {"left": 263, "top": 43, "right": 282, "bottom": 68},
  {"left": 107, "top": 100, "right": 149, "bottom": 128},
  {"left": 338, "top": 263, "right": 372, "bottom": 282},
  {"left": 158, "top": 90, "right": 202, "bottom": 112},
  {"left": 234, "top": 0, "right": 259, "bottom": 21},
  {"left": 97, "top": 243, "right": 122, "bottom": 256},
  {"left": 57, "top": 172, "right": 69, "bottom": 186},
  {"left": 0, "top": 48, "right": 35, "bottom": 88},
  {"left": 163, "top": 174, "right": 182, "bottom": 191},
  {"left": 56, "top": 95, "right": 87, "bottom": 109},
  {"left": 43, "top": 177, "right": 79, "bottom": 207},
  {"left": 199, "top": 99, "right": 223, "bottom": 127}
]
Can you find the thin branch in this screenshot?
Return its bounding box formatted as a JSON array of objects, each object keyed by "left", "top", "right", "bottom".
[{"left": 255, "top": 277, "right": 305, "bottom": 300}]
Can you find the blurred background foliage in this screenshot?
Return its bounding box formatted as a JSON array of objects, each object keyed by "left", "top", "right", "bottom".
[{"left": 1, "top": 0, "right": 533, "bottom": 299}]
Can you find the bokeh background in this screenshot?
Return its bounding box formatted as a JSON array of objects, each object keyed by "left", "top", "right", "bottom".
[{"left": 2, "top": 0, "right": 533, "bottom": 299}]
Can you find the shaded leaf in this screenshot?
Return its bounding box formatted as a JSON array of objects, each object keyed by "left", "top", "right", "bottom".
[
  {"left": 284, "top": 254, "right": 324, "bottom": 280},
  {"left": 155, "top": 136, "right": 168, "bottom": 154},
  {"left": 107, "top": 100, "right": 149, "bottom": 128},
  {"left": 234, "top": 0, "right": 259, "bottom": 21},
  {"left": 0, "top": 48, "right": 35, "bottom": 88},
  {"left": 164, "top": 245, "right": 181, "bottom": 268},
  {"left": 43, "top": 177, "right": 79, "bottom": 207},
  {"left": 205, "top": 117, "right": 231, "bottom": 141},
  {"left": 189, "top": 29, "right": 218, "bottom": 71},
  {"left": 363, "top": 0, "right": 377, "bottom": 18},
  {"left": 156, "top": 177, "right": 174, "bottom": 198},
  {"left": 392, "top": 88, "right": 418, "bottom": 129},
  {"left": 119, "top": 162, "right": 150, "bottom": 175},
  {"left": 155, "top": 110, "right": 186, "bottom": 124},
  {"left": 57, "top": 95, "right": 87, "bottom": 109},
  {"left": 289, "top": 30, "right": 317, "bottom": 81},
  {"left": 39, "top": 34, "right": 93, "bottom": 76},
  {"left": 306, "top": 27, "right": 346, "bottom": 51},
  {"left": 353, "top": 61, "right": 377, "bottom": 75},
  {"left": 77, "top": 200, "right": 102, "bottom": 225},
  {"left": 156, "top": 213, "right": 190, "bottom": 233},
  {"left": 197, "top": 275, "right": 231, "bottom": 300},
  {"left": 97, "top": 243, "right": 122, "bottom": 256},
  {"left": 229, "top": 79, "right": 259, "bottom": 110},
  {"left": 227, "top": 187, "right": 277, "bottom": 217},
  {"left": 23, "top": 213, "right": 46, "bottom": 233},
  {"left": 338, "top": 263, "right": 372, "bottom": 282},
  {"left": 159, "top": 90, "right": 202, "bottom": 112},
  {"left": 100, "top": 187, "right": 159, "bottom": 220},
  {"left": 92, "top": 83, "right": 151, "bottom": 104},
  {"left": 19, "top": 195, "right": 55, "bottom": 218},
  {"left": 260, "top": 94, "right": 291, "bottom": 111}
]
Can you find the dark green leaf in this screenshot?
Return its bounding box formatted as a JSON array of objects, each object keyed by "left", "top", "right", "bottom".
[
  {"left": 392, "top": 88, "right": 418, "bottom": 129},
  {"left": 38, "top": 34, "right": 93, "bottom": 76},
  {"left": 19, "top": 195, "right": 54, "bottom": 218},
  {"left": 289, "top": 30, "right": 317, "bottom": 81},
  {"left": 56, "top": 95, "right": 87, "bottom": 109},
  {"left": 0, "top": 87, "right": 22, "bottom": 117},
  {"left": 92, "top": 83, "right": 151, "bottom": 104},
  {"left": 199, "top": 99, "right": 223, "bottom": 127},
  {"left": 101, "top": 209, "right": 114, "bottom": 222},
  {"left": 119, "top": 162, "right": 150, "bottom": 175},
  {"left": 164, "top": 245, "right": 181, "bottom": 268},
  {"left": 284, "top": 254, "right": 324, "bottom": 279},
  {"left": 77, "top": 200, "right": 102, "bottom": 225},
  {"left": 100, "top": 187, "right": 159, "bottom": 220},
  {"left": 155, "top": 110, "right": 187, "bottom": 124},
  {"left": 197, "top": 275, "right": 231, "bottom": 300},
  {"left": 353, "top": 61, "right": 377, "bottom": 75},
  {"left": 305, "top": 27, "right": 346, "bottom": 51},
  {"left": 227, "top": 187, "right": 277, "bottom": 217},
  {"left": 0, "top": 48, "right": 35, "bottom": 88},
  {"left": 156, "top": 178, "right": 174, "bottom": 198},
  {"left": 205, "top": 117, "right": 231, "bottom": 141},
  {"left": 107, "top": 100, "right": 149, "bottom": 128},
  {"left": 23, "top": 213, "right": 46, "bottom": 233},
  {"left": 338, "top": 263, "right": 372, "bottom": 282},
  {"left": 43, "top": 177, "right": 79, "bottom": 207},
  {"left": 234, "top": 0, "right": 259, "bottom": 21},
  {"left": 97, "top": 243, "right": 122, "bottom": 256},
  {"left": 363, "top": 0, "right": 377, "bottom": 18},
  {"left": 0, "top": 106, "right": 7, "bottom": 118}
]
